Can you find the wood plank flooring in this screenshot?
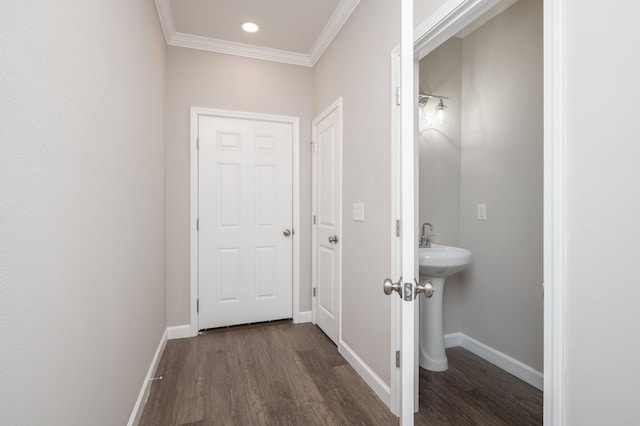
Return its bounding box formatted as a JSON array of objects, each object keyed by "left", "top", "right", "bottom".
[
  {"left": 140, "top": 322, "right": 542, "bottom": 425},
  {"left": 415, "top": 347, "right": 542, "bottom": 425}
]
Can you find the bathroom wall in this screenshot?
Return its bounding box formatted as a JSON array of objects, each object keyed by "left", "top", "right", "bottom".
[
  {"left": 0, "top": 0, "right": 167, "bottom": 423},
  {"left": 418, "top": 37, "right": 463, "bottom": 333},
  {"left": 314, "top": 0, "right": 400, "bottom": 385},
  {"left": 164, "top": 47, "right": 314, "bottom": 326},
  {"left": 459, "top": 0, "right": 543, "bottom": 371}
]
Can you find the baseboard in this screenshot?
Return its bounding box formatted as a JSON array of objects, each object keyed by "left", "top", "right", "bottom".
[
  {"left": 339, "top": 340, "right": 392, "bottom": 410},
  {"left": 127, "top": 328, "right": 168, "bottom": 426},
  {"left": 444, "top": 332, "right": 543, "bottom": 390},
  {"left": 167, "top": 324, "right": 191, "bottom": 340},
  {"left": 294, "top": 310, "right": 313, "bottom": 324}
]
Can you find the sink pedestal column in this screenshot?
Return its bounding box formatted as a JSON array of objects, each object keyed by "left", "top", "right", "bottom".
[{"left": 419, "top": 276, "right": 448, "bottom": 371}]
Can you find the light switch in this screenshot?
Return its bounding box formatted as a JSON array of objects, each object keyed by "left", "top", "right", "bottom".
[
  {"left": 353, "top": 203, "right": 364, "bottom": 222},
  {"left": 477, "top": 203, "right": 487, "bottom": 220}
]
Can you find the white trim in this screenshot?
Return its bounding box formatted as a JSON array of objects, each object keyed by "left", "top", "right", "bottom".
[
  {"left": 454, "top": 0, "right": 519, "bottom": 39},
  {"left": 413, "top": 0, "right": 504, "bottom": 60},
  {"left": 543, "top": 0, "right": 566, "bottom": 423},
  {"left": 294, "top": 311, "right": 313, "bottom": 324},
  {"left": 167, "top": 325, "right": 191, "bottom": 340},
  {"left": 169, "top": 33, "right": 313, "bottom": 67},
  {"left": 444, "top": 333, "right": 544, "bottom": 391},
  {"left": 391, "top": 0, "right": 566, "bottom": 423},
  {"left": 127, "top": 329, "right": 167, "bottom": 426},
  {"left": 311, "top": 97, "right": 343, "bottom": 345},
  {"left": 190, "top": 107, "right": 301, "bottom": 336},
  {"left": 339, "top": 340, "right": 392, "bottom": 410},
  {"left": 154, "top": 0, "right": 360, "bottom": 68},
  {"left": 308, "top": 0, "right": 361, "bottom": 65},
  {"left": 389, "top": 49, "right": 402, "bottom": 418}
]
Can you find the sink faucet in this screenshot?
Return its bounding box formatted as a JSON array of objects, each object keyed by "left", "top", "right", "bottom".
[{"left": 420, "top": 223, "right": 434, "bottom": 248}]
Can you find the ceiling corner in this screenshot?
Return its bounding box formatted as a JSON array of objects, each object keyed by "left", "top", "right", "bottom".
[
  {"left": 154, "top": 0, "right": 175, "bottom": 43},
  {"left": 308, "top": 0, "right": 361, "bottom": 66}
]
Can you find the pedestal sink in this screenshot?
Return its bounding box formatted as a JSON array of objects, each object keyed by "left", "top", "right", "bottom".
[{"left": 419, "top": 244, "right": 471, "bottom": 371}]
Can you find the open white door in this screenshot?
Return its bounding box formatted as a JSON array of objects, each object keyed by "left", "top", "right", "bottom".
[{"left": 383, "top": 1, "right": 432, "bottom": 424}]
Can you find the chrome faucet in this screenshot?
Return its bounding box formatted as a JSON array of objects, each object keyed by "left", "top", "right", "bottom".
[{"left": 420, "top": 223, "right": 434, "bottom": 247}]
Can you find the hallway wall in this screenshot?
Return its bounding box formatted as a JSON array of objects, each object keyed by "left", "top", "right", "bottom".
[
  {"left": 313, "top": 0, "right": 400, "bottom": 386},
  {"left": 0, "top": 1, "right": 167, "bottom": 424},
  {"left": 164, "top": 47, "right": 314, "bottom": 326}
]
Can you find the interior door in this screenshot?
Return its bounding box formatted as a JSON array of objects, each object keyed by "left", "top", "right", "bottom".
[
  {"left": 198, "top": 114, "right": 293, "bottom": 329},
  {"left": 399, "top": 0, "right": 417, "bottom": 424},
  {"left": 312, "top": 99, "right": 342, "bottom": 345}
]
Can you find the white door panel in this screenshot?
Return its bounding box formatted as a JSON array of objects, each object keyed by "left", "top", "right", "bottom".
[
  {"left": 199, "top": 115, "right": 293, "bottom": 329},
  {"left": 312, "top": 99, "right": 342, "bottom": 345}
]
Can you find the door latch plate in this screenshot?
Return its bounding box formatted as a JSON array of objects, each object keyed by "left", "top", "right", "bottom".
[{"left": 403, "top": 282, "right": 413, "bottom": 301}]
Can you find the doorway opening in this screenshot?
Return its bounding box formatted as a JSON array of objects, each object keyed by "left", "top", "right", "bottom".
[{"left": 390, "top": 0, "right": 565, "bottom": 423}]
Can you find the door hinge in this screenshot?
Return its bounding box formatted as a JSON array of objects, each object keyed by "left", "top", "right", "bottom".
[
  {"left": 197, "top": 299, "right": 199, "bottom": 313},
  {"left": 313, "top": 214, "right": 316, "bottom": 225},
  {"left": 396, "top": 87, "right": 401, "bottom": 106},
  {"left": 395, "top": 219, "right": 400, "bottom": 237},
  {"left": 313, "top": 287, "right": 316, "bottom": 297},
  {"left": 396, "top": 350, "right": 400, "bottom": 368},
  {"left": 197, "top": 137, "right": 200, "bottom": 150},
  {"left": 311, "top": 140, "right": 317, "bottom": 153}
]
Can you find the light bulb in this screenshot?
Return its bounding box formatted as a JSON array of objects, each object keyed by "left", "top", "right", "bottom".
[{"left": 436, "top": 108, "right": 445, "bottom": 122}]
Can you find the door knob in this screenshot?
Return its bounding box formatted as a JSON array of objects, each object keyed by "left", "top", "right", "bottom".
[
  {"left": 383, "top": 277, "right": 403, "bottom": 298},
  {"left": 328, "top": 235, "right": 339, "bottom": 244},
  {"left": 414, "top": 278, "right": 435, "bottom": 298},
  {"left": 283, "top": 229, "right": 292, "bottom": 237}
]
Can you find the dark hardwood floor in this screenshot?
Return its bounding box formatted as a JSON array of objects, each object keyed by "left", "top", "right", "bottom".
[
  {"left": 415, "top": 347, "right": 542, "bottom": 425},
  {"left": 140, "top": 322, "right": 542, "bottom": 425}
]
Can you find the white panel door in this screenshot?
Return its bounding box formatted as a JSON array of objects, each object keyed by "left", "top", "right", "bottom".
[
  {"left": 312, "top": 99, "right": 342, "bottom": 345},
  {"left": 198, "top": 115, "right": 293, "bottom": 329}
]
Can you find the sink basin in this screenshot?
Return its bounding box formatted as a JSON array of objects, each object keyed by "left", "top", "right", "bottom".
[{"left": 418, "top": 244, "right": 472, "bottom": 277}]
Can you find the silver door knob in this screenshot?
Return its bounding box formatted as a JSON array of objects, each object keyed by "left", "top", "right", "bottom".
[
  {"left": 383, "top": 277, "right": 403, "bottom": 298},
  {"left": 414, "top": 278, "right": 435, "bottom": 298},
  {"left": 328, "top": 235, "right": 339, "bottom": 244},
  {"left": 283, "top": 229, "right": 292, "bottom": 237}
]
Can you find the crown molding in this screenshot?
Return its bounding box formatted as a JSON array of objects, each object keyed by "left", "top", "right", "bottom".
[
  {"left": 308, "top": 0, "right": 361, "bottom": 66},
  {"left": 169, "top": 32, "right": 313, "bottom": 67},
  {"left": 154, "top": 0, "right": 359, "bottom": 68}
]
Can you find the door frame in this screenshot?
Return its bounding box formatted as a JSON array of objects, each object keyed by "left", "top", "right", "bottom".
[
  {"left": 189, "top": 107, "right": 301, "bottom": 336},
  {"left": 311, "top": 97, "right": 343, "bottom": 345},
  {"left": 390, "top": 0, "right": 566, "bottom": 423}
]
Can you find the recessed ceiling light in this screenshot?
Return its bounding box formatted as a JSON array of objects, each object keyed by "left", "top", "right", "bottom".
[{"left": 241, "top": 22, "right": 259, "bottom": 33}]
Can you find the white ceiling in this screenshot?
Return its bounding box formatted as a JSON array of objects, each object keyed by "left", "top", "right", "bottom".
[{"left": 155, "top": 0, "right": 360, "bottom": 67}]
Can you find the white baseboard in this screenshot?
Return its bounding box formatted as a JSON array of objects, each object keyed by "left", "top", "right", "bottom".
[
  {"left": 444, "top": 332, "right": 543, "bottom": 390},
  {"left": 167, "top": 324, "right": 191, "bottom": 340},
  {"left": 294, "top": 310, "right": 313, "bottom": 324},
  {"left": 339, "top": 340, "right": 392, "bottom": 410},
  {"left": 127, "top": 328, "right": 168, "bottom": 426}
]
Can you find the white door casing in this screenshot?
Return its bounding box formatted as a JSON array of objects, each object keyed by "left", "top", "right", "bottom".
[
  {"left": 195, "top": 110, "right": 299, "bottom": 330},
  {"left": 312, "top": 98, "right": 343, "bottom": 345}
]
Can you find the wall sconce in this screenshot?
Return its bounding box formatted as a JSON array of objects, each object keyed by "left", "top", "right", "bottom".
[{"left": 418, "top": 93, "right": 449, "bottom": 124}]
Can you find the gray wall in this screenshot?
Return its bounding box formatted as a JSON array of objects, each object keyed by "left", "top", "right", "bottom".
[
  {"left": 164, "top": 47, "right": 314, "bottom": 325},
  {"left": 418, "top": 37, "right": 464, "bottom": 334},
  {"left": 0, "top": 1, "right": 167, "bottom": 424},
  {"left": 565, "top": 0, "right": 640, "bottom": 423},
  {"left": 459, "top": 0, "right": 544, "bottom": 372},
  {"left": 313, "top": 0, "right": 400, "bottom": 385}
]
